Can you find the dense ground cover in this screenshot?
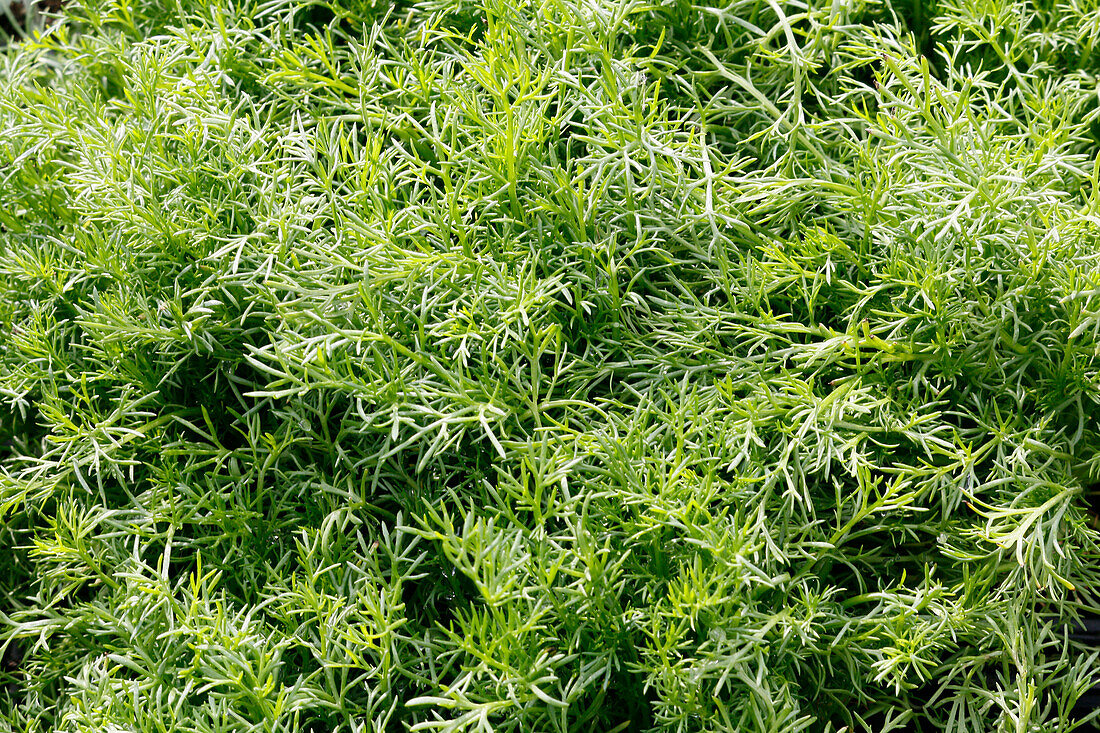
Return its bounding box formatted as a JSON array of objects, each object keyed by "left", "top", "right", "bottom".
[{"left": 2, "top": 0, "right": 1100, "bottom": 730}]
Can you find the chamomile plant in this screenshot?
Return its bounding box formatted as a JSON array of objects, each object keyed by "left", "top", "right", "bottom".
[{"left": 2, "top": 0, "right": 1100, "bottom": 731}]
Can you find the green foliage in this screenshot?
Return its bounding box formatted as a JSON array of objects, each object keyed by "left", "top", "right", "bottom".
[{"left": 2, "top": 0, "right": 1100, "bottom": 730}]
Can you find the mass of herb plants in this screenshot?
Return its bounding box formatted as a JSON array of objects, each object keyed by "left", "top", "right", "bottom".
[{"left": 2, "top": 0, "right": 1100, "bottom": 730}]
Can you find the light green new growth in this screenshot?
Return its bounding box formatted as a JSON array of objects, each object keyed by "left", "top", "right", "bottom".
[{"left": 2, "top": 0, "right": 1100, "bottom": 730}]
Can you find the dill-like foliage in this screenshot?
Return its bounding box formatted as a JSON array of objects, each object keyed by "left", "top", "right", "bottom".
[{"left": 2, "top": 0, "right": 1100, "bottom": 730}]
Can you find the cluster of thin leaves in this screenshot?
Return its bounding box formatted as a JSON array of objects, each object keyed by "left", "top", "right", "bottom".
[{"left": 2, "top": 0, "right": 1100, "bottom": 730}]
